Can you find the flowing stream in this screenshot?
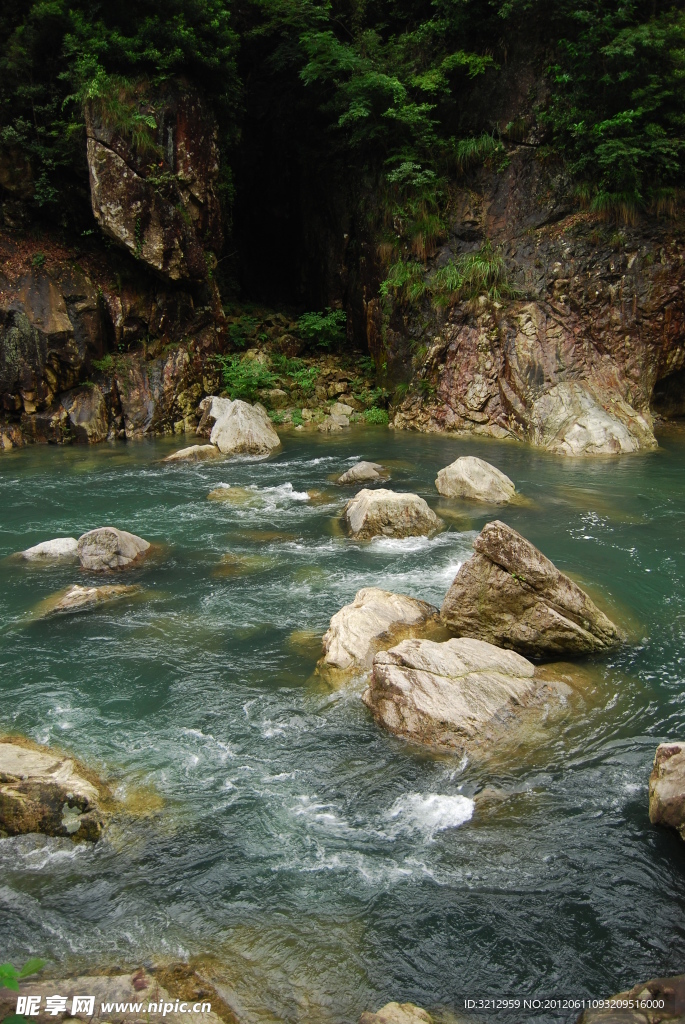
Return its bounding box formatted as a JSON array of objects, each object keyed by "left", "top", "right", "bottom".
[{"left": 1, "top": 426, "right": 685, "bottom": 1024}]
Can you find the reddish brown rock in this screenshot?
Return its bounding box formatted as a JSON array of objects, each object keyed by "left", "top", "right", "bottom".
[{"left": 649, "top": 742, "right": 685, "bottom": 839}]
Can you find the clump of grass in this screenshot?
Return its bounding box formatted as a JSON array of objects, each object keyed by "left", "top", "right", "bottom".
[
  {"left": 380, "top": 261, "right": 427, "bottom": 304},
  {"left": 455, "top": 133, "right": 505, "bottom": 171},
  {"left": 363, "top": 407, "right": 389, "bottom": 425},
  {"left": 431, "top": 242, "right": 516, "bottom": 305}
]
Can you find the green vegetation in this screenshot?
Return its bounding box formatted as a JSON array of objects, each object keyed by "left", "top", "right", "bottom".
[
  {"left": 213, "top": 355, "right": 277, "bottom": 401},
  {"left": 296, "top": 309, "right": 346, "bottom": 349},
  {"left": 270, "top": 355, "right": 319, "bottom": 395},
  {"left": 0, "top": 959, "right": 46, "bottom": 991},
  {"left": 431, "top": 243, "right": 517, "bottom": 305},
  {"left": 291, "top": 408, "right": 305, "bottom": 426},
  {"left": 363, "top": 407, "right": 389, "bottom": 425}
]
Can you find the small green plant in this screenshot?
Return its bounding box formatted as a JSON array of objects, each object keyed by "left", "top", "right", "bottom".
[
  {"left": 380, "top": 261, "right": 427, "bottom": 304},
  {"left": 268, "top": 410, "right": 285, "bottom": 424},
  {"left": 394, "top": 381, "right": 410, "bottom": 402},
  {"left": 31, "top": 252, "right": 46, "bottom": 268},
  {"left": 455, "top": 133, "right": 506, "bottom": 171},
  {"left": 297, "top": 308, "right": 346, "bottom": 349},
  {"left": 417, "top": 378, "right": 436, "bottom": 397},
  {"left": 213, "top": 355, "right": 277, "bottom": 401},
  {"left": 431, "top": 242, "right": 516, "bottom": 305},
  {"left": 363, "top": 407, "right": 389, "bottom": 425},
  {"left": 0, "top": 959, "right": 46, "bottom": 991},
  {"left": 291, "top": 408, "right": 304, "bottom": 426},
  {"left": 227, "top": 316, "right": 259, "bottom": 350},
  {"left": 92, "top": 354, "right": 114, "bottom": 373},
  {"left": 357, "top": 356, "right": 376, "bottom": 376},
  {"left": 271, "top": 355, "right": 319, "bottom": 396}
]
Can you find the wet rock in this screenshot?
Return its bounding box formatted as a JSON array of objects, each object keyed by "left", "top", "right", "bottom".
[
  {"left": 77, "top": 527, "right": 151, "bottom": 571},
  {"left": 435, "top": 455, "right": 515, "bottom": 503},
  {"left": 343, "top": 488, "right": 443, "bottom": 540},
  {"left": 318, "top": 412, "right": 349, "bottom": 432},
  {"left": 330, "top": 402, "right": 354, "bottom": 417},
  {"left": 337, "top": 461, "right": 386, "bottom": 485},
  {"left": 39, "top": 584, "right": 141, "bottom": 617},
  {"left": 264, "top": 388, "right": 289, "bottom": 409},
  {"left": 575, "top": 973, "right": 685, "bottom": 1023},
  {"left": 441, "top": 520, "right": 625, "bottom": 657},
  {"left": 209, "top": 399, "right": 281, "bottom": 456},
  {"left": 61, "top": 385, "right": 109, "bottom": 443},
  {"left": 164, "top": 443, "right": 220, "bottom": 463},
  {"left": 0, "top": 739, "right": 105, "bottom": 841},
  {"left": 649, "top": 743, "right": 685, "bottom": 839},
  {"left": 528, "top": 381, "right": 656, "bottom": 456},
  {"left": 360, "top": 1004, "right": 433, "bottom": 1024},
  {"left": 363, "top": 636, "right": 562, "bottom": 752},
  {"left": 318, "top": 587, "right": 439, "bottom": 676},
  {"left": 21, "top": 538, "right": 78, "bottom": 561}
]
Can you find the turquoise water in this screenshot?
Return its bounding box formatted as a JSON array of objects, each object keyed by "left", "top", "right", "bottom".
[{"left": 1, "top": 425, "right": 685, "bottom": 1023}]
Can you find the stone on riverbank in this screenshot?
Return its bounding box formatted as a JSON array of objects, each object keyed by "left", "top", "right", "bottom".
[
  {"left": 435, "top": 456, "right": 515, "bottom": 504},
  {"left": 164, "top": 444, "right": 220, "bottom": 463},
  {"left": 337, "top": 461, "right": 387, "bottom": 485},
  {"left": 0, "top": 739, "right": 105, "bottom": 841},
  {"left": 209, "top": 398, "right": 281, "bottom": 456},
  {"left": 363, "top": 636, "right": 560, "bottom": 752},
  {"left": 360, "top": 1004, "right": 433, "bottom": 1024},
  {"left": 319, "top": 412, "right": 349, "bottom": 432},
  {"left": 343, "top": 488, "right": 442, "bottom": 540},
  {"left": 39, "top": 584, "right": 141, "bottom": 617},
  {"left": 440, "top": 520, "right": 624, "bottom": 657},
  {"left": 318, "top": 587, "right": 439, "bottom": 677},
  {"left": 21, "top": 538, "right": 78, "bottom": 561},
  {"left": 77, "top": 527, "right": 150, "bottom": 571},
  {"left": 575, "top": 973, "right": 685, "bottom": 1024},
  {"left": 649, "top": 743, "right": 685, "bottom": 839}
]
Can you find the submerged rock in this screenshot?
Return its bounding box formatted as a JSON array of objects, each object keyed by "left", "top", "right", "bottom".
[
  {"left": 435, "top": 455, "right": 515, "bottom": 504},
  {"left": 0, "top": 739, "right": 105, "bottom": 841},
  {"left": 441, "top": 520, "right": 624, "bottom": 657},
  {"left": 360, "top": 1004, "right": 433, "bottom": 1024},
  {"left": 209, "top": 398, "right": 281, "bottom": 456},
  {"left": 363, "top": 636, "right": 561, "bottom": 752},
  {"left": 343, "top": 488, "right": 442, "bottom": 540},
  {"left": 649, "top": 742, "right": 685, "bottom": 839},
  {"left": 39, "top": 584, "right": 141, "bottom": 617},
  {"left": 77, "top": 527, "right": 151, "bottom": 571},
  {"left": 337, "top": 461, "right": 387, "bottom": 485},
  {"left": 575, "top": 973, "right": 685, "bottom": 1023},
  {"left": 318, "top": 587, "right": 439, "bottom": 677},
  {"left": 20, "top": 537, "right": 78, "bottom": 561},
  {"left": 164, "top": 443, "right": 220, "bottom": 463}
]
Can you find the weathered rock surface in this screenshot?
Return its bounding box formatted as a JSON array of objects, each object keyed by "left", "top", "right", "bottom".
[
  {"left": 337, "top": 461, "right": 386, "bottom": 485},
  {"left": 435, "top": 455, "right": 515, "bottom": 503},
  {"left": 360, "top": 1004, "right": 433, "bottom": 1024},
  {"left": 209, "top": 398, "right": 281, "bottom": 456},
  {"left": 164, "top": 443, "right": 219, "bottom": 463},
  {"left": 649, "top": 743, "right": 685, "bottom": 839},
  {"left": 528, "top": 381, "right": 655, "bottom": 455},
  {"left": 85, "top": 85, "right": 222, "bottom": 282},
  {"left": 0, "top": 968, "right": 231, "bottom": 1024},
  {"left": 363, "top": 636, "right": 555, "bottom": 751},
  {"left": 344, "top": 488, "right": 442, "bottom": 540},
  {"left": 40, "top": 584, "right": 141, "bottom": 617},
  {"left": 441, "top": 520, "right": 624, "bottom": 656},
  {"left": 0, "top": 740, "right": 105, "bottom": 841},
  {"left": 575, "top": 974, "right": 685, "bottom": 1024},
  {"left": 21, "top": 538, "right": 78, "bottom": 561},
  {"left": 61, "top": 385, "right": 109, "bottom": 443},
  {"left": 318, "top": 412, "right": 350, "bottom": 432},
  {"left": 318, "top": 587, "right": 439, "bottom": 676},
  {"left": 77, "top": 527, "right": 150, "bottom": 571}
]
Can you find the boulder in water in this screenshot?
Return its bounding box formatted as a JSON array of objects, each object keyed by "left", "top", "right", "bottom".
[
  {"left": 20, "top": 538, "right": 78, "bottom": 561},
  {"left": 363, "top": 636, "right": 560, "bottom": 752},
  {"left": 39, "top": 584, "right": 141, "bottom": 617},
  {"left": 435, "top": 456, "right": 515, "bottom": 504},
  {"left": 318, "top": 587, "right": 439, "bottom": 677},
  {"left": 77, "top": 527, "right": 150, "bottom": 571},
  {"left": 360, "top": 1004, "right": 433, "bottom": 1024},
  {"left": 575, "top": 973, "right": 685, "bottom": 1024},
  {"left": 209, "top": 398, "right": 281, "bottom": 456},
  {"left": 440, "top": 520, "right": 625, "bottom": 657},
  {"left": 649, "top": 742, "right": 685, "bottom": 839},
  {"left": 164, "top": 443, "right": 220, "bottom": 463},
  {"left": 337, "top": 461, "right": 387, "bottom": 485},
  {"left": 0, "top": 739, "right": 106, "bottom": 841},
  {"left": 343, "top": 488, "right": 442, "bottom": 540}
]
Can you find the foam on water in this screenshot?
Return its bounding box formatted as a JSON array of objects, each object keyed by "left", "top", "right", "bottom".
[{"left": 387, "top": 793, "right": 475, "bottom": 837}]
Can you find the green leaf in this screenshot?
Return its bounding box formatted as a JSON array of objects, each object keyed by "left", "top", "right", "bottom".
[{"left": 17, "top": 960, "right": 46, "bottom": 980}]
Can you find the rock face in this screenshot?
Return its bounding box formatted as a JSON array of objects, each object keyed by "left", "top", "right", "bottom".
[
  {"left": 21, "top": 538, "right": 78, "bottom": 561},
  {"left": 360, "top": 1004, "right": 433, "bottom": 1024},
  {"left": 61, "top": 385, "right": 109, "bottom": 443},
  {"left": 85, "top": 85, "right": 222, "bottom": 282},
  {"left": 337, "top": 461, "right": 386, "bottom": 485},
  {"left": 649, "top": 743, "right": 685, "bottom": 839},
  {"left": 435, "top": 456, "right": 515, "bottom": 503},
  {"left": 164, "top": 443, "right": 220, "bottom": 463},
  {"left": 40, "top": 584, "right": 141, "bottom": 617},
  {"left": 440, "top": 520, "right": 624, "bottom": 656},
  {"left": 363, "top": 636, "right": 555, "bottom": 752},
  {"left": 209, "top": 398, "right": 281, "bottom": 456},
  {"left": 318, "top": 588, "right": 439, "bottom": 676},
  {"left": 343, "top": 488, "right": 442, "bottom": 540},
  {"left": 528, "top": 381, "right": 654, "bottom": 455},
  {"left": 0, "top": 740, "right": 105, "bottom": 841},
  {"left": 77, "top": 527, "right": 150, "bottom": 571},
  {"left": 575, "top": 974, "right": 685, "bottom": 1024}
]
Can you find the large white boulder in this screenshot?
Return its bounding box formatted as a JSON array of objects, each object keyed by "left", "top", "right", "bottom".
[
  {"left": 343, "top": 488, "right": 442, "bottom": 540},
  {"left": 20, "top": 538, "right": 79, "bottom": 561},
  {"left": 435, "top": 456, "right": 515, "bottom": 503},
  {"left": 318, "top": 587, "right": 438, "bottom": 676},
  {"left": 363, "top": 636, "right": 560, "bottom": 752},
  {"left": 77, "top": 527, "right": 150, "bottom": 571},
  {"left": 209, "top": 398, "right": 281, "bottom": 456}
]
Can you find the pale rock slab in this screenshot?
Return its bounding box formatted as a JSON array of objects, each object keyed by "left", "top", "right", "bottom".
[
  {"left": 344, "top": 488, "right": 442, "bottom": 540},
  {"left": 77, "top": 527, "right": 150, "bottom": 571},
  {"left": 435, "top": 455, "right": 515, "bottom": 503}
]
